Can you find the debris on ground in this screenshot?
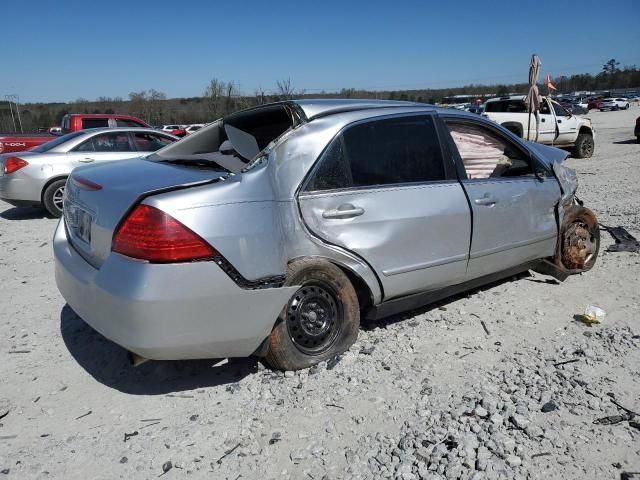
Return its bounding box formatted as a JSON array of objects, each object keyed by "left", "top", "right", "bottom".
[
  {"left": 603, "top": 225, "right": 640, "bottom": 253},
  {"left": 582, "top": 304, "right": 606, "bottom": 325}
]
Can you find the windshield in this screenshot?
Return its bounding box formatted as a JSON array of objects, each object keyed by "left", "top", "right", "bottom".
[{"left": 30, "top": 131, "right": 86, "bottom": 153}]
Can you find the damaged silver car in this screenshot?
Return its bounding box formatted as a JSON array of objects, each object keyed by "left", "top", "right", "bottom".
[{"left": 54, "top": 99, "right": 600, "bottom": 370}]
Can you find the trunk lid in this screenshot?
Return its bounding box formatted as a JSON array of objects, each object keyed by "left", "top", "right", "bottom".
[{"left": 64, "top": 158, "right": 228, "bottom": 268}]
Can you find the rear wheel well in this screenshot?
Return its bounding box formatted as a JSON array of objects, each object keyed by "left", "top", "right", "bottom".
[
  {"left": 332, "top": 262, "right": 373, "bottom": 314},
  {"left": 41, "top": 175, "right": 68, "bottom": 204}
]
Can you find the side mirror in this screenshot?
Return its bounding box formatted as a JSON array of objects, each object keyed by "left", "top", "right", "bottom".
[{"left": 534, "top": 165, "right": 547, "bottom": 181}]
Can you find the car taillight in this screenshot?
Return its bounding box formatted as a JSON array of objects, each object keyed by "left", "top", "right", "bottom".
[
  {"left": 3, "top": 156, "right": 28, "bottom": 174},
  {"left": 71, "top": 175, "right": 102, "bottom": 191},
  {"left": 113, "top": 204, "right": 217, "bottom": 263}
]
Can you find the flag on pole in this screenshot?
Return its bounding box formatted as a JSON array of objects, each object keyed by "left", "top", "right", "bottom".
[{"left": 545, "top": 74, "right": 557, "bottom": 91}]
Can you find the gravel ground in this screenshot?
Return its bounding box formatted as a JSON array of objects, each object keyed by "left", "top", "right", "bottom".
[{"left": 0, "top": 107, "right": 639, "bottom": 480}]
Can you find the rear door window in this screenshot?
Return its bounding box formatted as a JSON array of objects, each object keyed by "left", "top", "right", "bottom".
[
  {"left": 133, "top": 132, "right": 175, "bottom": 151},
  {"left": 82, "top": 118, "right": 109, "bottom": 129},
  {"left": 73, "top": 132, "right": 135, "bottom": 152},
  {"left": 305, "top": 115, "right": 446, "bottom": 191},
  {"left": 484, "top": 100, "right": 527, "bottom": 113}
]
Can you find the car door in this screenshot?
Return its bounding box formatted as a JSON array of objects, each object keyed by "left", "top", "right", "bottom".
[
  {"left": 551, "top": 101, "right": 580, "bottom": 145},
  {"left": 67, "top": 131, "right": 139, "bottom": 166},
  {"left": 298, "top": 113, "right": 472, "bottom": 300},
  {"left": 442, "top": 117, "right": 560, "bottom": 279},
  {"left": 536, "top": 99, "right": 558, "bottom": 143},
  {"left": 131, "top": 132, "right": 176, "bottom": 154}
]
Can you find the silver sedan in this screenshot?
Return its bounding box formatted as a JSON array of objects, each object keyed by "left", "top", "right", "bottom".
[
  {"left": 0, "top": 128, "right": 178, "bottom": 216},
  {"left": 54, "top": 100, "right": 600, "bottom": 370}
]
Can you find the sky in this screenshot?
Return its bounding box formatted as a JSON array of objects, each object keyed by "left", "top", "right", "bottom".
[{"left": 1, "top": 0, "right": 639, "bottom": 103}]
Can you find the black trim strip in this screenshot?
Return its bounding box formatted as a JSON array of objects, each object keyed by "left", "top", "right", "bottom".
[
  {"left": 364, "top": 261, "right": 539, "bottom": 321},
  {"left": 212, "top": 255, "right": 285, "bottom": 290}
]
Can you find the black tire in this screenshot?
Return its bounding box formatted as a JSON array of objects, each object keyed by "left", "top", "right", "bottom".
[
  {"left": 572, "top": 133, "right": 594, "bottom": 158},
  {"left": 636, "top": 136, "right": 640, "bottom": 144},
  {"left": 559, "top": 206, "right": 600, "bottom": 272},
  {"left": 265, "top": 259, "right": 360, "bottom": 371},
  {"left": 42, "top": 179, "right": 67, "bottom": 217}
]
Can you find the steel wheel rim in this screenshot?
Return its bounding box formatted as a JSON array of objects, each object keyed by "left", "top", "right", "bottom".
[
  {"left": 53, "top": 186, "right": 65, "bottom": 212},
  {"left": 583, "top": 138, "right": 594, "bottom": 157},
  {"left": 286, "top": 281, "right": 342, "bottom": 355}
]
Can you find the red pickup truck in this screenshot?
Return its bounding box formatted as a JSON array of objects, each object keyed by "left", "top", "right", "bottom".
[{"left": 0, "top": 114, "right": 149, "bottom": 154}]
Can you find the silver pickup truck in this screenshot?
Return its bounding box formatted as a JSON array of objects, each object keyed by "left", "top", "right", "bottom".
[{"left": 482, "top": 96, "right": 595, "bottom": 158}]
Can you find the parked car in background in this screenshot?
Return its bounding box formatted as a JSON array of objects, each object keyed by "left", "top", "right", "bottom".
[
  {"left": 185, "top": 124, "right": 205, "bottom": 135},
  {"left": 0, "top": 128, "right": 177, "bottom": 216},
  {"left": 54, "top": 99, "right": 600, "bottom": 371},
  {"left": 482, "top": 96, "right": 595, "bottom": 158},
  {"left": 61, "top": 114, "right": 149, "bottom": 133},
  {"left": 600, "top": 98, "right": 630, "bottom": 111},
  {"left": 587, "top": 98, "right": 602, "bottom": 110},
  {"left": 635, "top": 116, "right": 640, "bottom": 143},
  {"left": 0, "top": 114, "right": 149, "bottom": 155},
  {"left": 161, "top": 125, "right": 188, "bottom": 137},
  {"left": 564, "top": 103, "right": 589, "bottom": 115},
  {"left": 572, "top": 97, "right": 588, "bottom": 109},
  {"left": 466, "top": 105, "right": 484, "bottom": 115}
]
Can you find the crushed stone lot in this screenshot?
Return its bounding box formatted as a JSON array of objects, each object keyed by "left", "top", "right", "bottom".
[{"left": 1, "top": 108, "right": 639, "bottom": 480}]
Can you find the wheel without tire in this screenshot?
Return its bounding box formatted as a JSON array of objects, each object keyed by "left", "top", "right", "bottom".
[
  {"left": 265, "top": 259, "right": 360, "bottom": 371},
  {"left": 559, "top": 206, "right": 600, "bottom": 272},
  {"left": 572, "top": 133, "right": 594, "bottom": 158},
  {"left": 42, "top": 179, "right": 67, "bottom": 217}
]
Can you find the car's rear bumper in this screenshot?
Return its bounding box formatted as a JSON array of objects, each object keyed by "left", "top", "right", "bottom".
[
  {"left": 0, "top": 174, "right": 42, "bottom": 204},
  {"left": 53, "top": 219, "right": 297, "bottom": 360}
]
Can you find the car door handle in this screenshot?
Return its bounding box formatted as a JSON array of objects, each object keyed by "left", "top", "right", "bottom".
[
  {"left": 322, "top": 204, "right": 365, "bottom": 219},
  {"left": 78, "top": 158, "right": 95, "bottom": 163},
  {"left": 474, "top": 196, "right": 498, "bottom": 206},
  {"left": 541, "top": 118, "right": 545, "bottom": 122},
  {"left": 557, "top": 120, "right": 562, "bottom": 124}
]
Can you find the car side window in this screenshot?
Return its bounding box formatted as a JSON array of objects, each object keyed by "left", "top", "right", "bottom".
[
  {"left": 305, "top": 115, "right": 446, "bottom": 192},
  {"left": 133, "top": 133, "right": 174, "bottom": 151},
  {"left": 116, "top": 119, "right": 144, "bottom": 128},
  {"left": 446, "top": 122, "right": 533, "bottom": 179},
  {"left": 539, "top": 101, "right": 551, "bottom": 115},
  {"left": 74, "top": 132, "right": 134, "bottom": 153},
  {"left": 552, "top": 102, "right": 569, "bottom": 116},
  {"left": 82, "top": 118, "right": 109, "bottom": 129}
]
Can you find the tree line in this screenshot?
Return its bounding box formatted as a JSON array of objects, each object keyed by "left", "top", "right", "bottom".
[{"left": 1, "top": 61, "right": 638, "bottom": 132}]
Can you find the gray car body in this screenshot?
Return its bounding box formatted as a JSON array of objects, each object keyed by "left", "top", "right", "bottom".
[
  {"left": 0, "top": 127, "right": 177, "bottom": 207},
  {"left": 54, "top": 100, "right": 580, "bottom": 360}
]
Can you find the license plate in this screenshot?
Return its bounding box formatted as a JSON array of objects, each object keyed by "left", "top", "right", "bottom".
[{"left": 65, "top": 203, "right": 93, "bottom": 244}]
